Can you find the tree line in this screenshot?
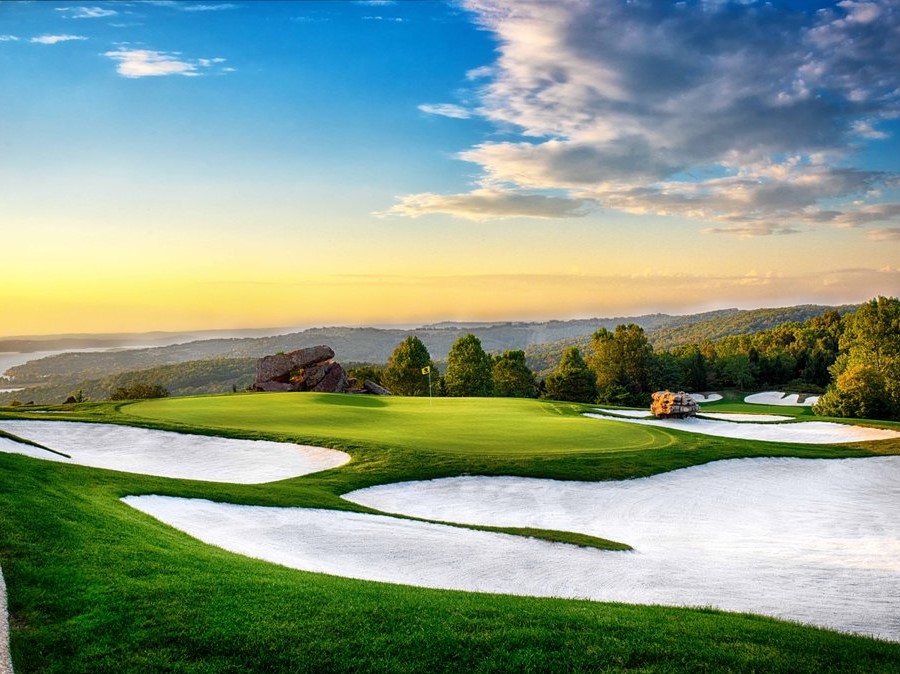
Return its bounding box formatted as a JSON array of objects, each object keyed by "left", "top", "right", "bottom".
[{"left": 356, "top": 296, "right": 899, "bottom": 421}]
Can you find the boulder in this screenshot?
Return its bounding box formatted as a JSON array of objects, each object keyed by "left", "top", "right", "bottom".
[
  {"left": 312, "top": 363, "right": 349, "bottom": 393},
  {"left": 254, "top": 381, "right": 294, "bottom": 393},
  {"left": 256, "top": 353, "right": 294, "bottom": 383},
  {"left": 290, "top": 345, "right": 334, "bottom": 370},
  {"left": 651, "top": 390, "right": 699, "bottom": 419},
  {"left": 363, "top": 380, "right": 393, "bottom": 396}
]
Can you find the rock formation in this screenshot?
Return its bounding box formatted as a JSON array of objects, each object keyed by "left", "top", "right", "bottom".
[
  {"left": 651, "top": 390, "right": 699, "bottom": 419},
  {"left": 252, "top": 346, "right": 350, "bottom": 394},
  {"left": 251, "top": 346, "right": 391, "bottom": 395}
]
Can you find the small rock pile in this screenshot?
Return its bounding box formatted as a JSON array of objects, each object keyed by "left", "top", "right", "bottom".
[
  {"left": 251, "top": 345, "right": 391, "bottom": 395},
  {"left": 651, "top": 390, "right": 699, "bottom": 419}
]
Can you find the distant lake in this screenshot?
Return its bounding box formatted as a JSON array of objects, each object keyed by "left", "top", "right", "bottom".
[{"left": 0, "top": 346, "right": 158, "bottom": 380}]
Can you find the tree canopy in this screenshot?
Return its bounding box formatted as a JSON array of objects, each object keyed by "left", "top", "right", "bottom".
[
  {"left": 382, "top": 336, "right": 435, "bottom": 396},
  {"left": 545, "top": 347, "right": 597, "bottom": 403},
  {"left": 492, "top": 350, "right": 538, "bottom": 398},
  {"left": 444, "top": 334, "right": 493, "bottom": 397}
]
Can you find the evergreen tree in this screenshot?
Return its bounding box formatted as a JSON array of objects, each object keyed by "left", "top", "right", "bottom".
[
  {"left": 444, "top": 334, "right": 493, "bottom": 397},
  {"left": 492, "top": 350, "right": 538, "bottom": 398},
  {"left": 382, "top": 336, "right": 434, "bottom": 396},
  {"left": 544, "top": 347, "right": 597, "bottom": 403}
]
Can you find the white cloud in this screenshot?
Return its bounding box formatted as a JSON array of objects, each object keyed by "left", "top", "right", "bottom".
[
  {"left": 0, "top": 35, "right": 19, "bottom": 42},
  {"left": 104, "top": 48, "right": 228, "bottom": 78},
  {"left": 388, "top": 0, "right": 900, "bottom": 232},
  {"left": 30, "top": 35, "right": 88, "bottom": 44},
  {"left": 418, "top": 103, "right": 471, "bottom": 119},
  {"left": 378, "top": 189, "right": 594, "bottom": 221},
  {"left": 362, "top": 16, "right": 406, "bottom": 22},
  {"left": 55, "top": 6, "right": 118, "bottom": 19},
  {"left": 181, "top": 3, "right": 238, "bottom": 11}
]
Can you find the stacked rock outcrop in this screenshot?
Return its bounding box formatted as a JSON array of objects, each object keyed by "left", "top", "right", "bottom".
[
  {"left": 251, "top": 346, "right": 392, "bottom": 395},
  {"left": 651, "top": 390, "right": 699, "bottom": 419},
  {"left": 252, "top": 346, "right": 349, "bottom": 393}
]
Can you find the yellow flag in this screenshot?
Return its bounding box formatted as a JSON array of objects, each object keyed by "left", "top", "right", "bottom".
[{"left": 421, "top": 366, "right": 431, "bottom": 375}]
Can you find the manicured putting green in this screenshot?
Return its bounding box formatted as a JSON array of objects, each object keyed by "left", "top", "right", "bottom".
[{"left": 128, "top": 393, "right": 660, "bottom": 457}]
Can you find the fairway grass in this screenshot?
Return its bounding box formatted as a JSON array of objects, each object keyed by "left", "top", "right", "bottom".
[{"left": 1, "top": 393, "right": 899, "bottom": 672}]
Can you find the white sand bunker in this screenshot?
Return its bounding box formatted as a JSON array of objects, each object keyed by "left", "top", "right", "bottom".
[
  {"left": 692, "top": 392, "right": 723, "bottom": 403},
  {"left": 0, "top": 421, "right": 349, "bottom": 483},
  {"left": 697, "top": 412, "right": 794, "bottom": 422},
  {"left": 0, "top": 564, "right": 11, "bottom": 674},
  {"left": 126, "top": 456, "right": 900, "bottom": 642},
  {"left": 745, "top": 391, "right": 820, "bottom": 406},
  {"left": 592, "top": 408, "right": 653, "bottom": 418},
  {"left": 583, "top": 413, "right": 899, "bottom": 444}
]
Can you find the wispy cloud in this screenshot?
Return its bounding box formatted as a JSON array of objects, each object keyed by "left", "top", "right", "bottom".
[
  {"left": 386, "top": 0, "right": 900, "bottom": 233},
  {"left": 181, "top": 3, "right": 238, "bottom": 11},
  {"left": 142, "top": 1, "right": 237, "bottom": 11},
  {"left": 362, "top": 16, "right": 406, "bottom": 23},
  {"left": 868, "top": 228, "right": 900, "bottom": 242},
  {"left": 418, "top": 103, "right": 471, "bottom": 119},
  {"left": 378, "top": 189, "right": 593, "bottom": 221},
  {"left": 0, "top": 35, "right": 19, "bottom": 42},
  {"left": 55, "top": 6, "right": 118, "bottom": 19},
  {"left": 30, "top": 35, "right": 88, "bottom": 45},
  {"left": 104, "top": 48, "right": 229, "bottom": 78}
]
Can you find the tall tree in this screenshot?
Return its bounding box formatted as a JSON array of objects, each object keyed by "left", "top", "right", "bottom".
[
  {"left": 444, "top": 334, "right": 493, "bottom": 397},
  {"left": 492, "top": 350, "right": 538, "bottom": 398},
  {"left": 815, "top": 296, "right": 900, "bottom": 420},
  {"left": 382, "top": 336, "right": 434, "bottom": 396},
  {"left": 545, "top": 347, "right": 597, "bottom": 403},
  {"left": 590, "top": 323, "right": 654, "bottom": 402}
]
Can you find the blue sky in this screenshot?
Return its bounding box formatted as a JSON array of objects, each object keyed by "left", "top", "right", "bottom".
[{"left": 1, "top": 0, "right": 899, "bottom": 335}]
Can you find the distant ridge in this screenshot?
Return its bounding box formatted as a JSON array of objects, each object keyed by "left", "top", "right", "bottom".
[{"left": 2, "top": 304, "right": 856, "bottom": 402}]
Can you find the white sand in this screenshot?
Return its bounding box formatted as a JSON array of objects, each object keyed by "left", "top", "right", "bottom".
[
  {"left": 697, "top": 412, "right": 794, "bottom": 422},
  {"left": 0, "top": 564, "right": 11, "bottom": 674},
  {"left": 692, "top": 392, "right": 723, "bottom": 403},
  {"left": 745, "top": 391, "right": 820, "bottom": 406},
  {"left": 593, "top": 409, "right": 795, "bottom": 423},
  {"left": 592, "top": 408, "right": 653, "bottom": 418},
  {"left": 583, "top": 413, "right": 899, "bottom": 444},
  {"left": 126, "top": 455, "right": 900, "bottom": 642},
  {"left": 0, "top": 421, "right": 349, "bottom": 483}
]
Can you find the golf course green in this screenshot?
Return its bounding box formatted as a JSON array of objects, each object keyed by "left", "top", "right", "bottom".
[{"left": 1, "top": 392, "right": 898, "bottom": 672}]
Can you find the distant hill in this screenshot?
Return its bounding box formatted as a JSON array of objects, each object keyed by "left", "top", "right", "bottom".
[
  {"left": 3, "top": 311, "right": 734, "bottom": 386},
  {"left": 1, "top": 304, "right": 857, "bottom": 403},
  {"left": 648, "top": 304, "right": 857, "bottom": 351}
]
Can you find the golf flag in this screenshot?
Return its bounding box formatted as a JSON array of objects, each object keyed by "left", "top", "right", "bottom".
[{"left": 421, "top": 366, "right": 431, "bottom": 375}]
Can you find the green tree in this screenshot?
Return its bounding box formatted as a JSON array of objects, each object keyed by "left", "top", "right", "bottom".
[
  {"left": 444, "top": 334, "right": 493, "bottom": 397},
  {"left": 590, "top": 323, "right": 654, "bottom": 403},
  {"left": 813, "top": 364, "right": 890, "bottom": 419},
  {"left": 382, "top": 336, "right": 435, "bottom": 396},
  {"left": 545, "top": 347, "right": 597, "bottom": 403},
  {"left": 814, "top": 297, "right": 900, "bottom": 420},
  {"left": 492, "top": 350, "right": 538, "bottom": 398}
]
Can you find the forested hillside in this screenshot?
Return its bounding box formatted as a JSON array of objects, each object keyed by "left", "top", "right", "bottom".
[
  {"left": 3, "top": 311, "right": 736, "bottom": 386},
  {"left": 1, "top": 304, "right": 862, "bottom": 405}
]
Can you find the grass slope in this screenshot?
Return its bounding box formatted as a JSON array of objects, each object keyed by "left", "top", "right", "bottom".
[{"left": 1, "top": 394, "right": 899, "bottom": 672}]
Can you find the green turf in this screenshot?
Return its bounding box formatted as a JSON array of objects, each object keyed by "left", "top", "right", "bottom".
[{"left": 1, "top": 393, "right": 899, "bottom": 672}]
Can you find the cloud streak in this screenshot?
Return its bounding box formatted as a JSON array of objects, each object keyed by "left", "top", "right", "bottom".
[
  {"left": 386, "top": 0, "right": 900, "bottom": 235},
  {"left": 30, "top": 35, "right": 87, "bottom": 45},
  {"left": 55, "top": 6, "right": 118, "bottom": 19},
  {"left": 379, "top": 189, "right": 593, "bottom": 221},
  {"left": 104, "top": 48, "right": 229, "bottom": 78}
]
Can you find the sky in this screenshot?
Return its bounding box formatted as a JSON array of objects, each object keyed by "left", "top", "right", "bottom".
[{"left": 1, "top": 0, "right": 899, "bottom": 336}]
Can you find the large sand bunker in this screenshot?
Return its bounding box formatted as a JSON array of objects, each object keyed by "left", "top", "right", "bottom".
[
  {"left": 126, "top": 456, "right": 900, "bottom": 641},
  {"left": 745, "top": 391, "right": 820, "bottom": 406},
  {"left": 0, "top": 421, "right": 349, "bottom": 483},
  {"left": 583, "top": 412, "right": 899, "bottom": 444}
]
